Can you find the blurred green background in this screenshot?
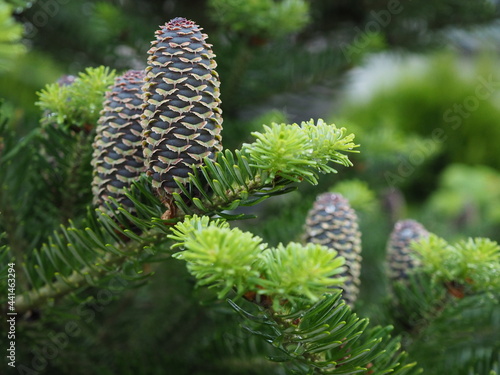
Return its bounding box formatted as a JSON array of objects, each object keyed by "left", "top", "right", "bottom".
[{"left": 1, "top": 0, "right": 500, "bottom": 374}]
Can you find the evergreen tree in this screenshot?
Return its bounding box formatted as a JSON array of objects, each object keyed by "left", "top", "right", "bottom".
[{"left": 1, "top": 2, "right": 499, "bottom": 374}]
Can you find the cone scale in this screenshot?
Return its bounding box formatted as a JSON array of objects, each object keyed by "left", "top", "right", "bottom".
[{"left": 142, "top": 17, "right": 223, "bottom": 203}]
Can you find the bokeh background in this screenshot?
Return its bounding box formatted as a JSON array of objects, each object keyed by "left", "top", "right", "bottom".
[{"left": 1, "top": 0, "right": 500, "bottom": 374}]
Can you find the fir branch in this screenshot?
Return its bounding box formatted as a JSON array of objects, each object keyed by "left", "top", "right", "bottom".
[
  {"left": 170, "top": 215, "right": 345, "bottom": 305},
  {"left": 7, "top": 112, "right": 359, "bottom": 320},
  {"left": 390, "top": 271, "right": 449, "bottom": 334},
  {"left": 242, "top": 119, "right": 358, "bottom": 184},
  {"left": 16, "top": 244, "right": 129, "bottom": 313},
  {"left": 167, "top": 191, "right": 419, "bottom": 374},
  {"left": 408, "top": 292, "right": 500, "bottom": 375},
  {"left": 228, "top": 293, "right": 421, "bottom": 375},
  {"left": 453, "top": 238, "right": 500, "bottom": 290},
  {"left": 171, "top": 149, "right": 279, "bottom": 217},
  {"left": 173, "top": 120, "right": 358, "bottom": 217},
  {"left": 257, "top": 242, "right": 346, "bottom": 307},
  {"left": 180, "top": 226, "right": 263, "bottom": 298},
  {"left": 0, "top": 102, "right": 40, "bottom": 289},
  {"left": 9, "top": 179, "right": 174, "bottom": 314},
  {"left": 60, "top": 130, "right": 94, "bottom": 221},
  {"left": 166, "top": 213, "right": 419, "bottom": 372},
  {"left": 8, "top": 114, "right": 358, "bottom": 315},
  {"left": 412, "top": 235, "right": 500, "bottom": 293}
]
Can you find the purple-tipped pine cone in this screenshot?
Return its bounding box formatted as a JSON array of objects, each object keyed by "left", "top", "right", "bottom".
[
  {"left": 91, "top": 69, "right": 146, "bottom": 216},
  {"left": 386, "top": 219, "right": 429, "bottom": 282},
  {"left": 303, "top": 192, "right": 362, "bottom": 307},
  {"left": 141, "top": 17, "right": 223, "bottom": 200}
]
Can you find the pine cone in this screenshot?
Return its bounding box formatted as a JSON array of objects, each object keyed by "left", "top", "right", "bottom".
[
  {"left": 386, "top": 219, "right": 429, "bottom": 282},
  {"left": 142, "top": 17, "right": 223, "bottom": 201},
  {"left": 303, "top": 193, "right": 362, "bottom": 307},
  {"left": 91, "top": 69, "right": 146, "bottom": 216}
]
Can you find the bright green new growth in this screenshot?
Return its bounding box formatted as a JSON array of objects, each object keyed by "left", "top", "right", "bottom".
[
  {"left": 412, "top": 234, "right": 500, "bottom": 291},
  {"left": 170, "top": 215, "right": 346, "bottom": 307},
  {"left": 36, "top": 66, "right": 116, "bottom": 129},
  {"left": 169, "top": 214, "right": 229, "bottom": 247},
  {"left": 305, "top": 118, "right": 358, "bottom": 170},
  {"left": 171, "top": 216, "right": 264, "bottom": 298},
  {"left": 453, "top": 238, "right": 500, "bottom": 289},
  {"left": 258, "top": 242, "right": 346, "bottom": 307},
  {"left": 243, "top": 119, "right": 358, "bottom": 184}
]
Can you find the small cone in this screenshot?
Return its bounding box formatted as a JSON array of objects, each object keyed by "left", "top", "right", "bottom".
[
  {"left": 303, "top": 192, "right": 362, "bottom": 307},
  {"left": 91, "top": 69, "right": 146, "bottom": 216},
  {"left": 386, "top": 219, "right": 429, "bottom": 282}
]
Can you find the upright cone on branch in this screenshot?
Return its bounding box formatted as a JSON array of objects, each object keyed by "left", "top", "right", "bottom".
[
  {"left": 303, "top": 192, "right": 362, "bottom": 307},
  {"left": 91, "top": 69, "right": 146, "bottom": 216},
  {"left": 386, "top": 219, "right": 429, "bottom": 283},
  {"left": 141, "top": 17, "right": 223, "bottom": 205}
]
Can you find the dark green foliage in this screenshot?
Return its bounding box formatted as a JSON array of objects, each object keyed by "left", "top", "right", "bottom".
[
  {"left": 0, "top": 100, "right": 67, "bottom": 264},
  {"left": 208, "top": 0, "right": 310, "bottom": 39},
  {"left": 1, "top": 2, "right": 500, "bottom": 374},
  {"left": 389, "top": 271, "right": 447, "bottom": 333},
  {"left": 142, "top": 17, "right": 223, "bottom": 201},
  {"left": 229, "top": 292, "right": 421, "bottom": 375},
  {"left": 390, "top": 283, "right": 498, "bottom": 375},
  {"left": 12, "top": 174, "right": 174, "bottom": 315},
  {"left": 92, "top": 69, "right": 146, "bottom": 216},
  {"left": 386, "top": 220, "right": 429, "bottom": 283},
  {"left": 361, "top": 0, "right": 496, "bottom": 49},
  {"left": 169, "top": 148, "right": 295, "bottom": 218},
  {"left": 303, "top": 193, "right": 362, "bottom": 307}
]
